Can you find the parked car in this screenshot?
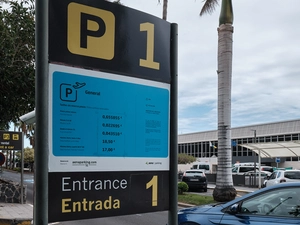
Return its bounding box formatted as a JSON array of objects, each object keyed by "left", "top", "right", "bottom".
[
  {"left": 232, "top": 165, "right": 273, "bottom": 175},
  {"left": 178, "top": 182, "right": 300, "bottom": 225},
  {"left": 181, "top": 169, "right": 207, "bottom": 192},
  {"left": 244, "top": 171, "right": 270, "bottom": 177},
  {"left": 261, "top": 166, "right": 274, "bottom": 175},
  {"left": 265, "top": 170, "right": 300, "bottom": 187}
]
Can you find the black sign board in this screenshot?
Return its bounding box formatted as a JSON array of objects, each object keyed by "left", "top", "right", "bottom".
[
  {"left": 48, "top": 171, "right": 169, "bottom": 222},
  {"left": 49, "top": 0, "right": 171, "bottom": 83},
  {"left": 0, "top": 131, "right": 22, "bottom": 150}
]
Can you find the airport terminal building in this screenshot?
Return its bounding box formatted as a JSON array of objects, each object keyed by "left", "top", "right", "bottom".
[{"left": 178, "top": 119, "right": 300, "bottom": 169}]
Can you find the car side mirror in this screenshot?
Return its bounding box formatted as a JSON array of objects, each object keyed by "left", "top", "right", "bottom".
[{"left": 229, "top": 203, "right": 239, "bottom": 214}]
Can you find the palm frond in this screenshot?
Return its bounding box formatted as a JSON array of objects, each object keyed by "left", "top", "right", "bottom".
[{"left": 200, "top": 0, "right": 219, "bottom": 16}]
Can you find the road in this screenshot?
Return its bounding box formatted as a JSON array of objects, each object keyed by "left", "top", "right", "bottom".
[{"left": 49, "top": 211, "right": 169, "bottom": 225}]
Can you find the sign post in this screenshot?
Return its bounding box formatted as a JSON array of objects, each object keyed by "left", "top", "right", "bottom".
[
  {"left": 276, "top": 157, "right": 280, "bottom": 168},
  {"left": 0, "top": 131, "right": 24, "bottom": 203},
  {"left": 35, "top": 0, "right": 178, "bottom": 223}
]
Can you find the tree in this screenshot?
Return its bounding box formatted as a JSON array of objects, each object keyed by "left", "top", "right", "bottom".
[
  {"left": 178, "top": 153, "right": 196, "bottom": 164},
  {"left": 158, "top": 0, "right": 168, "bottom": 20},
  {"left": 200, "top": 0, "right": 237, "bottom": 202},
  {"left": 16, "top": 146, "right": 34, "bottom": 170},
  {"left": 16, "top": 120, "right": 35, "bottom": 147},
  {"left": 0, "top": 0, "right": 35, "bottom": 129}
]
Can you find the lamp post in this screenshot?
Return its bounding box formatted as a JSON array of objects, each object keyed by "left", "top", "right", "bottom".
[
  {"left": 251, "top": 129, "right": 256, "bottom": 187},
  {"left": 252, "top": 129, "right": 262, "bottom": 189}
]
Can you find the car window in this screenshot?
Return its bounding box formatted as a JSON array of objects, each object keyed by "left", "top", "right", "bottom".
[
  {"left": 284, "top": 171, "right": 300, "bottom": 179},
  {"left": 261, "top": 167, "right": 273, "bottom": 173},
  {"left": 192, "top": 165, "right": 198, "bottom": 169},
  {"left": 269, "top": 172, "right": 277, "bottom": 180},
  {"left": 240, "top": 167, "right": 255, "bottom": 173},
  {"left": 185, "top": 171, "right": 203, "bottom": 176},
  {"left": 277, "top": 171, "right": 282, "bottom": 178},
  {"left": 198, "top": 165, "right": 209, "bottom": 170},
  {"left": 239, "top": 187, "right": 300, "bottom": 217}
]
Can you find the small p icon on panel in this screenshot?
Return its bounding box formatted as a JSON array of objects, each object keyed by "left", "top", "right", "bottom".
[
  {"left": 67, "top": 2, "right": 115, "bottom": 60},
  {"left": 60, "top": 84, "right": 77, "bottom": 102}
]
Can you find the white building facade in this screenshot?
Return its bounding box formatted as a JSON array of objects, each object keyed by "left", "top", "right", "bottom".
[{"left": 178, "top": 119, "right": 300, "bottom": 169}]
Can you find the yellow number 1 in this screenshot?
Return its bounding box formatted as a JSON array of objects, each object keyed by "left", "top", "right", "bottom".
[
  {"left": 139, "top": 23, "right": 160, "bottom": 70},
  {"left": 146, "top": 175, "right": 158, "bottom": 206}
]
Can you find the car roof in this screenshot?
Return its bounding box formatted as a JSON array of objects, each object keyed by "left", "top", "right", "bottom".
[
  {"left": 277, "top": 169, "right": 300, "bottom": 173},
  {"left": 185, "top": 169, "right": 204, "bottom": 172},
  {"left": 245, "top": 170, "right": 269, "bottom": 174}
]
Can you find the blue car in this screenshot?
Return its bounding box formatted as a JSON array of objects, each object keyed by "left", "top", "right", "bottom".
[{"left": 178, "top": 182, "right": 300, "bottom": 225}]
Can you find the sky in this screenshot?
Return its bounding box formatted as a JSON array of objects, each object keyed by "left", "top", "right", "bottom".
[
  {"left": 20, "top": 0, "right": 300, "bottom": 147},
  {"left": 119, "top": 0, "right": 300, "bottom": 134}
]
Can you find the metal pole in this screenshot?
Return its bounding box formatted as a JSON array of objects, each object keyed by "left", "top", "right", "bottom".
[
  {"left": 168, "top": 23, "right": 178, "bottom": 225},
  {"left": 35, "top": 0, "right": 49, "bottom": 223},
  {"left": 21, "top": 133, "right": 24, "bottom": 204},
  {"left": 252, "top": 130, "right": 261, "bottom": 189},
  {"left": 258, "top": 148, "right": 261, "bottom": 189},
  {"left": 256, "top": 130, "right": 261, "bottom": 189},
  {"left": 252, "top": 129, "right": 256, "bottom": 186}
]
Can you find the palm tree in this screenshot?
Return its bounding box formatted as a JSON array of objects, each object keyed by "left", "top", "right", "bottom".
[
  {"left": 200, "top": 0, "right": 237, "bottom": 202},
  {"left": 158, "top": 0, "right": 168, "bottom": 20},
  {"left": 162, "top": 0, "right": 168, "bottom": 20}
]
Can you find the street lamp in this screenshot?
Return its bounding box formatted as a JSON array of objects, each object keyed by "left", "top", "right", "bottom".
[
  {"left": 251, "top": 129, "right": 261, "bottom": 189},
  {"left": 19, "top": 110, "right": 36, "bottom": 204}
]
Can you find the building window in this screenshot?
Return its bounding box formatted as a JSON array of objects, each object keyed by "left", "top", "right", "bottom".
[
  {"left": 285, "top": 135, "right": 291, "bottom": 141},
  {"left": 292, "top": 134, "right": 299, "bottom": 141},
  {"left": 272, "top": 136, "right": 278, "bottom": 142},
  {"left": 278, "top": 135, "right": 284, "bottom": 142}
]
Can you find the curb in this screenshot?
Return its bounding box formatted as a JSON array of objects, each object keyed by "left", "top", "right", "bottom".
[
  {"left": 178, "top": 202, "right": 196, "bottom": 208},
  {"left": 0, "top": 219, "right": 32, "bottom": 225}
]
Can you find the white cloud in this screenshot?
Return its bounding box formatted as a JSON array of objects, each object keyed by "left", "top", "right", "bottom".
[{"left": 120, "top": 0, "right": 300, "bottom": 133}]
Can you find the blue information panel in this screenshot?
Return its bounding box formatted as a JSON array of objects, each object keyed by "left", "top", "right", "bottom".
[{"left": 49, "top": 64, "right": 170, "bottom": 172}]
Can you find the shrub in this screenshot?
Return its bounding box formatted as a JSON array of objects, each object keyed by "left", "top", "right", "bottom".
[
  {"left": 178, "top": 181, "right": 189, "bottom": 194},
  {"left": 178, "top": 153, "right": 196, "bottom": 164}
]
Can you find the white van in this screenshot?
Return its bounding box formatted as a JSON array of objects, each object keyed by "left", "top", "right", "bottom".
[
  {"left": 232, "top": 166, "right": 256, "bottom": 174},
  {"left": 191, "top": 162, "right": 217, "bottom": 174}
]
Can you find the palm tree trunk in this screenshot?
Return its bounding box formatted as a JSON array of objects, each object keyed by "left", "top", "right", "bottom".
[
  {"left": 162, "top": 0, "right": 168, "bottom": 20},
  {"left": 212, "top": 23, "right": 236, "bottom": 202}
]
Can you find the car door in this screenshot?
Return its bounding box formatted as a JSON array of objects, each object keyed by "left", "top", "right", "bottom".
[
  {"left": 219, "top": 187, "right": 300, "bottom": 225},
  {"left": 265, "top": 171, "right": 278, "bottom": 187}
]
